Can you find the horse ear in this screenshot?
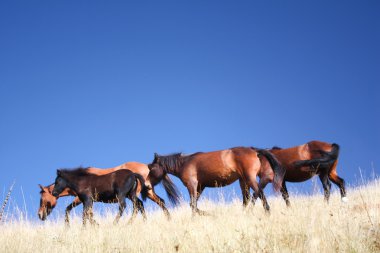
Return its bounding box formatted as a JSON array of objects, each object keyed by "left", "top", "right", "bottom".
[
  {"left": 154, "top": 153, "right": 159, "bottom": 162},
  {"left": 57, "top": 169, "right": 61, "bottom": 176},
  {"left": 38, "top": 184, "right": 45, "bottom": 192}
]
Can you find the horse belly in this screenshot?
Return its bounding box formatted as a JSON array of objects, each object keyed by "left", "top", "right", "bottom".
[
  {"left": 285, "top": 169, "right": 315, "bottom": 182},
  {"left": 95, "top": 191, "right": 117, "bottom": 203},
  {"left": 202, "top": 171, "right": 239, "bottom": 187}
]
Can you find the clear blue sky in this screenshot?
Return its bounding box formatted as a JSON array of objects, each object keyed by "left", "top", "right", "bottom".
[{"left": 0, "top": 1, "right": 379, "bottom": 220}]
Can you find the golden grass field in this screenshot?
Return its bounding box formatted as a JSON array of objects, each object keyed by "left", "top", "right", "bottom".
[{"left": 0, "top": 180, "right": 379, "bottom": 253}]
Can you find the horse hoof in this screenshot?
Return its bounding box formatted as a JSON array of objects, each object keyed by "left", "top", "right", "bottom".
[{"left": 341, "top": 197, "right": 349, "bottom": 203}]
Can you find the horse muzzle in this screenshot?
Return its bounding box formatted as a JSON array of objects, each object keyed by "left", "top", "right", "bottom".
[
  {"left": 51, "top": 190, "right": 59, "bottom": 198},
  {"left": 38, "top": 211, "right": 47, "bottom": 221}
]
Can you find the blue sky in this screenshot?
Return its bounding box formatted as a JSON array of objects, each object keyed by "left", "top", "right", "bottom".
[{"left": 0, "top": 1, "right": 379, "bottom": 220}]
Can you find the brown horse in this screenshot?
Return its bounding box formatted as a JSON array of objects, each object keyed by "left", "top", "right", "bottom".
[
  {"left": 38, "top": 162, "right": 179, "bottom": 223},
  {"left": 52, "top": 168, "right": 148, "bottom": 225},
  {"left": 254, "top": 140, "right": 346, "bottom": 206},
  {"left": 148, "top": 147, "right": 285, "bottom": 215}
]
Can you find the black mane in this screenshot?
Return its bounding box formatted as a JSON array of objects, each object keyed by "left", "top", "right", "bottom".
[
  {"left": 158, "top": 153, "right": 184, "bottom": 171},
  {"left": 271, "top": 146, "right": 282, "bottom": 150},
  {"left": 59, "top": 167, "right": 91, "bottom": 178}
]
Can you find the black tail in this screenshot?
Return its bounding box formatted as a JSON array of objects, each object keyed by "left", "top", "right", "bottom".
[
  {"left": 293, "top": 143, "right": 340, "bottom": 170},
  {"left": 162, "top": 174, "right": 181, "bottom": 206},
  {"left": 255, "top": 148, "right": 286, "bottom": 192},
  {"left": 134, "top": 174, "right": 148, "bottom": 201}
]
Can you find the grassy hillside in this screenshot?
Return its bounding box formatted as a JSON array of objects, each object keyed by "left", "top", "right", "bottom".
[{"left": 0, "top": 180, "right": 379, "bottom": 253}]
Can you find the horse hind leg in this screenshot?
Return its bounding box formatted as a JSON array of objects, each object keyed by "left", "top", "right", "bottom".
[
  {"left": 280, "top": 182, "right": 291, "bottom": 207},
  {"left": 248, "top": 177, "right": 270, "bottom": 213},
  {"left": 239, "top": 179, "right": 250, "bottom": 207},
  {"left": 329, "top": 166, "right": 347, "bottom": 202},
  {"left": 114, "top": 195, "right": 126, "bottom": 225},
  {"left": 136, "top": 198, "right": 147, "bottom": 221},
  {"left": 127, "top": 196, "right": 141, "bottom": 224},
  {"left": 319, "top": 173, "right": 331, "bottom": 203}
]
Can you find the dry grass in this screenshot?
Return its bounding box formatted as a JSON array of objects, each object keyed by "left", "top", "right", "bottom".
[
  {"left": 0, "top": 180, "right": 379, "bottom": 253},
  {"left": 0, "top": 182, "right": 15, "bottom": 223}
]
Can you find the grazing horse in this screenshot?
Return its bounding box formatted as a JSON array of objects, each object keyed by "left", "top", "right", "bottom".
[
  {"left": 149, "top": 147, "right": 285, "bottom": 215},
  {"left": 255, "top": 141, "right": 346, "bottom": 206},
  {"left": 52, "top": 168, "right": 148, "bottom": 225},
  {"left": 38, "top": 162, "right": 180, "bottom": 223}
]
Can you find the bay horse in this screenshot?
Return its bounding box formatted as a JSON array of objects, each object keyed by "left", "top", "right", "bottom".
[
  {"left": 52, "top": 168, "right": 148, "bottom": 225},
  {"left": 254, "top": 140, "right": 346, "bottom": 206},
  {"left": 38, "top": 162, "right": 180, "bottom": 223},
  {"left": 148, "top": 147, "right": 285, "bottom": 215}
]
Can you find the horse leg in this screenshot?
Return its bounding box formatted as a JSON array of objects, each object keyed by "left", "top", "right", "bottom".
[
  {"left": 256, "top": 178, "right": 271, "bottom": 212},
  {"left": 239, "top": 179, "right": 250, "bottom": 207},
  {"left": 82, "top": 199, "right": 93, "bottom": 226},
  {"left": 187, "top": 180, "right": 207, "bottom": 216},
  {"left": 280, "top": 181, "right": 291, "bottom": 207},
  {"left": 147, "top": 188, "right": 171, "bottom": 220},
  {"left": 127, "top": 196, "right": 141, "bottom": 224},
  {"left": 65, "top": 197, "right": 82, "bottom": 225},
  {"left": 136, "top": 198, "right": 147, "bottom": 221},
  {"left": 194, "top": 185, "right": 209, "bottom": 216},
  {"left": 114, "top": 196, "right": 126, "bottom": 225},
  {"left": 319, "top": 173, "right": 331, "bottom": 203},
  {"left": 329, "top": 168, "right": 347, "bottom": 202},
  {"left": 247, "top": 176, "right": 270, "bottom": 213}
]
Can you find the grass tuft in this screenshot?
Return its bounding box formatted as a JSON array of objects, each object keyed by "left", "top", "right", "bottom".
[{"left": 0, "top": 180, "right": 379, "bottom": 252}]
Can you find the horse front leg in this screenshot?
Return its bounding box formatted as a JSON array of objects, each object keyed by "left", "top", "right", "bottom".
[
  {"left": 187, "top": 182, "right": 208, "bottom": 216},
  {"left": 82, "top": 200, "right": 91, "bottom": 227},
  {"left": 65, "top": 197, "right": 82, "bottom": 226},
  {"left": 83, "top": 199, "right": 97, "bottom": 227},
  {"left": 147, "top": 188, "right": 171, "bottom": 220}
]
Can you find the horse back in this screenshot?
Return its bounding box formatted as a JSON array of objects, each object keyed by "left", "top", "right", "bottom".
[{"left": 183, "top": 147, "right": 258, "bottom": 186}]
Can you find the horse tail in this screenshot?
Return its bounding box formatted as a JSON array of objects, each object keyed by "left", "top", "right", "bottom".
[
  {"left": 256, "top": 148, "right": 286, "bottom": 192},
  {"left": 162, "top": 174, "right": 181, "bottom": 206},
  {"left": 134, "top": 174, "right": 148, "bottom": 201},
  {"left": 293, "top": 143, "right": 340, "bottom": 169}
]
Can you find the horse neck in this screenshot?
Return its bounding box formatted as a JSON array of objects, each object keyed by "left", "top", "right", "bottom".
[
  {"left": 47, "top": 184, "right": 73, "bottom": 197},
  {"left": 60, "top": 174, "right": 83, "bottom": 194},
  {"left": 165, "top": 165, "right": 180, "bottom": 177},
  {"left": 165, "top": 156, "right": 185, "bottom": 177}
]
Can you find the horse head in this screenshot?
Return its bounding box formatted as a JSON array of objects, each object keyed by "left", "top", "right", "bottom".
[{"left": 38, "top": 184, "right": 58, "bottom": 221}]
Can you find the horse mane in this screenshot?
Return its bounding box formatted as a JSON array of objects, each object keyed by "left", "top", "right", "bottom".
[
  {"left": 59, "top": 167, "right": 91, "bottom": 178},
  {"left": 271, "top": 146, "right": 282, "bottom": 150},
  {"left": 158, "top": 152, "right": 202, "bottom": 172},
  {"left": 158, "top": 153, "right": 185, "bottom": 172}
]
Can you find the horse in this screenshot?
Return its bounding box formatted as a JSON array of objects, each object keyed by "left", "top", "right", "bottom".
[
  {"left": 51, "top": 167, "right": 148, "bottom": 225},
  {"left": 254, "top": 140, "right": 347, "bottom": 206},
  {"left": 38, "top": 162, "right": 180, "bottom": 223},
  {"left": 148, "top": 147, "right": 285, "bottom": 215}
]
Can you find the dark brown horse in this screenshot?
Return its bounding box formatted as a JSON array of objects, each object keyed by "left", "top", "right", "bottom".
[
  {"left": 52, "top": 168, "right": 148, "bottom": 225},
  {"left": 149, "top": 147, "right": 285, "bottom": 215},
  {"left": 254, "top": 140, "right": 346, "bottom": 206},
  {"left": 38, "top": 162, "right": 179, "bottom": 223}
]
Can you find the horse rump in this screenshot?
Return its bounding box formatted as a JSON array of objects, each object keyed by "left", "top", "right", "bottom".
[
  {"left": 254, "top": 148, "right": 286, "bottom": 192},
  {"left": 293, "top": 143, "right": 340, "bottom": 170}
]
